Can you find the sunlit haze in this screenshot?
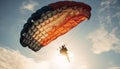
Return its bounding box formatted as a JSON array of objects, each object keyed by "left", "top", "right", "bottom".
[{"left": 0, "top": 0, "right": 120, "bottom": 69}]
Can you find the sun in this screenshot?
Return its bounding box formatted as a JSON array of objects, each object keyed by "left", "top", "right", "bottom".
[{"left": 50, "top": 51, "right": 74, "bottom": 68}]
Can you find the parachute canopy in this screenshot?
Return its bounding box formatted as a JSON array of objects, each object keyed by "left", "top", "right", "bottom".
[{"left": 20, "top": 1, "right": 91, "bottom": 52}]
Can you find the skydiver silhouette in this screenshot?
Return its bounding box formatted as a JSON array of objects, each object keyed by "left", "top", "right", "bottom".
[
  {"left": 59, "top": 45, "right": 70, "bottom": 62},
  {"left": 60, "top": 45, "right": 68, "bottom": 55}
]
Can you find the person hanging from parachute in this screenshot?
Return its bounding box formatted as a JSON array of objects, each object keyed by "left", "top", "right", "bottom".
[
  {"left": 60, "top": 45, "right": 70, "bottom": 62},
  {"left": 60, "top": 45, "right": 68, "bottom": 55}
]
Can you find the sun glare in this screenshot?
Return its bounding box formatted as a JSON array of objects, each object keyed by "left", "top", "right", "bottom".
[{"left": 51, "top": 51, "right": 74, "bottom": 68}]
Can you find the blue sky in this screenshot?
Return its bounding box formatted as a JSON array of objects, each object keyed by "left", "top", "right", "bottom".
[{"left": 0, "top": 0, "right": 120, "bottom": 69}]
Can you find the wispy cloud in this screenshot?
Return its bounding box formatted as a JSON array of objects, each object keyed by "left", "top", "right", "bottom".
[
  {"left": 20, "top": 0, "right": 39, "bottom": 13},
  {"left": 0, "top": 47, "right": 89, "bottom": 69},
  {"left": 88, "top": 0, "right": 120, "bottom": 54},
  {"left": 100, "top": 0, "right": 117, "bottom": 12},
  {"left": 0, "top": 47, "right": 50, "bottom": 69},
  {"left": 113, "top": 12, "right": 120, "bottom": 25},
  {"left": 88, "top": 26, "right": 120, "bottom": 54},
  {"left": 108, "top": 67, "right": 120, "bottom": 69},
  {"left": 99, "top": 0, "right": 117, "bottom": 25}
]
